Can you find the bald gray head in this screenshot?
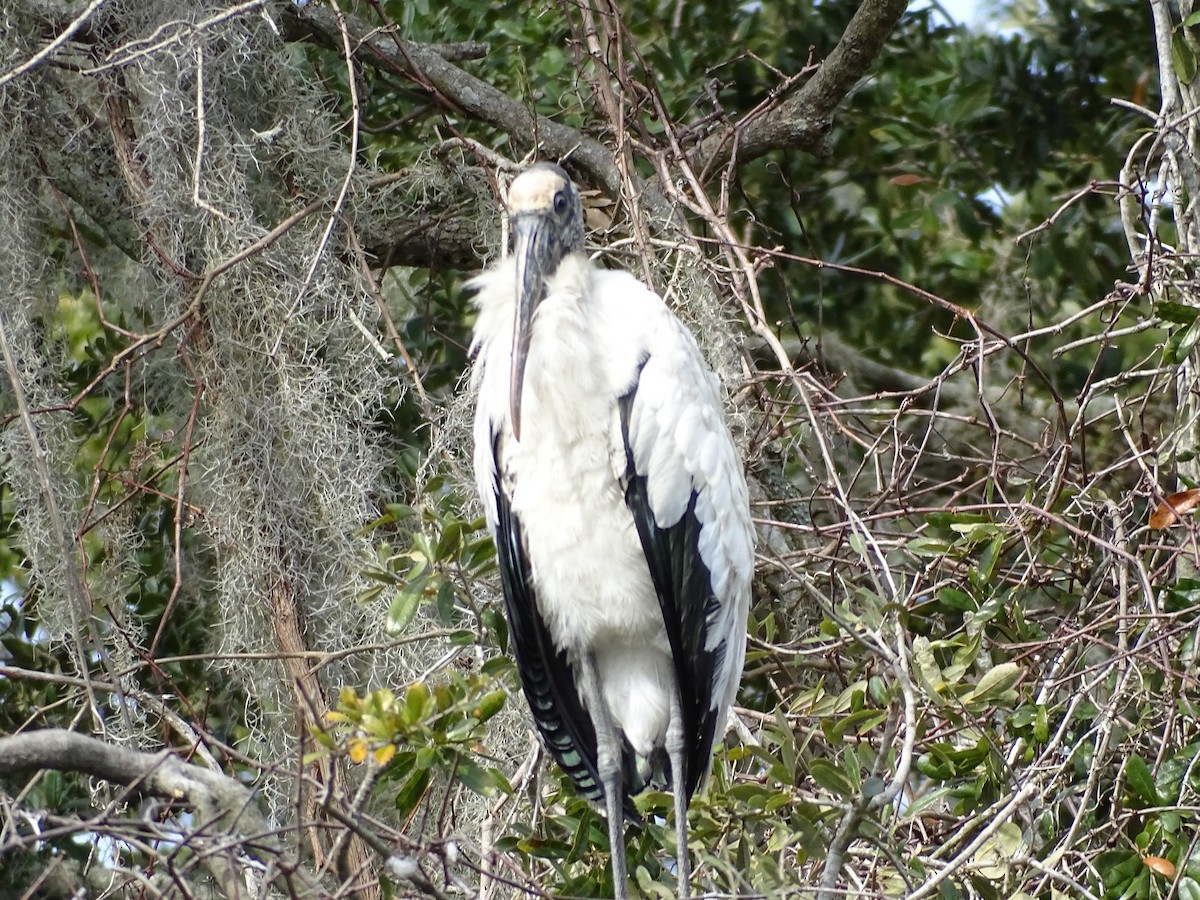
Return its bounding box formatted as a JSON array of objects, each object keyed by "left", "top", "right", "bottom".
[
  {"left": 506, "top": 163, "right": 586, "bottom": 441},
  {"left": 508, "top": 162, "right": 584, "bottom": 256}
]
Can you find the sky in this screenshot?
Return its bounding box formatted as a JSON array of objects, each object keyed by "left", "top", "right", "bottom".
[{"left": 923, "top": 0, "right": 997, "bottom": 28}]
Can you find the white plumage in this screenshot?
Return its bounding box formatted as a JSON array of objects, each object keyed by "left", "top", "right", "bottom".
[{"left": 470, "top": 163, "right": 753, "bottom": 899}]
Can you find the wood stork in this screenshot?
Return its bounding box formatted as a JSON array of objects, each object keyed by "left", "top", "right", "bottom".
[{"left": 469, "top": 163, "right": 753, "bottom": 899}]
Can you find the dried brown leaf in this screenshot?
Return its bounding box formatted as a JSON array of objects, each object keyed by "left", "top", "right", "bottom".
[
  {"left": 585, "top": 206, "right": 615, "bottom": 231},
  {"left": 1150, "top": 489, "right": 1200, "bottom": 529}
]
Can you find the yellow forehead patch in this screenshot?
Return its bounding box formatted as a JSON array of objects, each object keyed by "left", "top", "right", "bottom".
[{"left": 507, "top": 167, "right": 567, "bottom": 215}]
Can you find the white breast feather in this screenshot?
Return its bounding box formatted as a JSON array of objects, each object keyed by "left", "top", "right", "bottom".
[{"left": 470, "top": 256, "right": 753, "bottom": 753}]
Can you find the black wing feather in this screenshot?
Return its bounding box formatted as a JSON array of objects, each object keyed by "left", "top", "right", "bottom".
[
  {"left": 618, "top": 383, "right": 724, "bottom": 801},
  {"left": 491, "top": 434, "right": 640, "bottom": 816}
]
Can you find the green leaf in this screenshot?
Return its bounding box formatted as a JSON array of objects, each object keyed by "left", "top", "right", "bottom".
[
  {"left": 1178, "top": 316, "right": 1200, "bottom": 360},
  {"left": 908, "top": 537, "right": 951, "bottom": 557},
  {"left": 481, "top": 606, "right": 508, "bottom": 649},
  {"left": 975, "top": 535, "right": 1003, "bottom": 583},
  {"left": 435, "top": 521, "right": 464, "bottom": 561},
  {"left": 912, "top": 636, "right": 948, "bottom": 704},
  {"left": 916, "top": 741, "right": 990, "bottom": 780},
  {"left": 385, "top": 502, "right": 416, "bottom": 521},
  {"left": 972, "top": 821, "right": 1023, "bottom": 879},
  {"left": 1157, "top": 300, "right": 1200, "bottom": 325},
  {"left": 809, "top": 759, "right": 856, "bottom": 797},
  {"left": 454, "top": 756, "right": 499, "bottom": 796},
  {"left": 937, "top": 587, "right": 976, "bottom": 612},
  {"left": 963, "top": 662, "right": 1023, "bottom": 705},
  {"left": 827, "top": 709, "right": 888, "bottom": 743},
  {"left": 480, "top": 655, "right": 512, "bottom": 676},
  {"left": 414, "top": 746, "right": 437, "bottom": 770},
  {"left": 473, "top": 689, "right": 507, "bottom": 722},
  {"left": 848, "top": 531, "right": 868, "bottom": 558},
  {"left": 1125, "top": 755, "right": 1160, "bottom": 807},
  {"left": 949, "top": 521, "right": 1001, "bottom": 541},
  {"left": 435, "top": 578, "right": 456, "bottom": 624},
  {"left": 394, "top": 769, "right": 431, "bottom": 817},
  {"left": 868, "top": 675, "right": 890, "bottom": 705},
  {"left": 951, "top": 631, "right": 981, "bottom": 669},
  {"left": 1097, "top": 850, "right": 1143, "bottom": 893},
  {"left": 843, "top": 744, "right": 864, "bottom": 788},
  {"left": 1185, "top": 10, "right": 1200, "bottom": 28},
  {"left": 968, "top": 591, "right": 1008, "bottom": 634},
  {"left": 404, "top": 681, "right": 431, "bottom": 724},
  {"left": 386, "top": 582, "right": 423, "bottom": 635}
]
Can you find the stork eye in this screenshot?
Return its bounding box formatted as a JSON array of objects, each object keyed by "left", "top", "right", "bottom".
[{"left": 553, "top": 190, "right": 569, "bottom": 215}]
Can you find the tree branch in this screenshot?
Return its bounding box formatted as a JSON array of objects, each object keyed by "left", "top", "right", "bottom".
[
  {"left": 0, "top": 729, "right": 308, "bottom": 899},
  {"left": 284, "top": 0, "right": 907, "bottom": 229},
  {"left": 694, "top": 0, "right": 910, "bottom": 173},
  {"left": 282, "top": 7, "right": 619, "bottom": 186},
  {"left": 24, "top": 0, "right": 907, "bottom": 270},
  {"left": 280, "top": 3, "right": 665, "bottom": 220},
  {"left": 358, "top": 202, "right": 490, "bottom": 271},
  {"left": 0, "top": 729, "right": 459, "bottom": 898}
]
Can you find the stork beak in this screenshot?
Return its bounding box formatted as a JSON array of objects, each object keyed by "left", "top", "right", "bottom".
[{"left": 509, "top": 213, "right": 552, "bottom": 442}]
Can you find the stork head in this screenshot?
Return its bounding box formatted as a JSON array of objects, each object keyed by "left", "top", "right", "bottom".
[{"left": 507, "top": 163, "right": 584, "bottom": 441}]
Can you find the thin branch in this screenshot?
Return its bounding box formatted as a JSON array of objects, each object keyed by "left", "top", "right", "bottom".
[
  {"left": 692, "top": 0, "right": 909, "bottom": 173},
  {"left": 0, "top": 0, "right": 107, "bottom": 88},
  {"left": 281, "top": 3, "right": 632, "bottom": 212},
  {"left": 0, "top": 729, "right": 314, "bottom": 899},
  {"left": 191, "top": 45, "right": 232, "bottom": 223}
]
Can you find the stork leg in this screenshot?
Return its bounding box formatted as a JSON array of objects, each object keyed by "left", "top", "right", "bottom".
[
  {"left": 667, "top": 674, "right": 690, "bottom": 899},
  {"left": 576, "top": 653, "right": 629, "bottom": 899}
]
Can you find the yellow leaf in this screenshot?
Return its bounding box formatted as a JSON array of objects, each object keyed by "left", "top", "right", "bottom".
[{"left": 373, "top": 744, "right": 396, "bottom": 766}]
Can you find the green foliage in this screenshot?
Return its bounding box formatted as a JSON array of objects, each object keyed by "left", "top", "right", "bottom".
[
  {"left": 358, "top": 483, "right": 495, "bottom": 637},
  {"left": 313, "top": 680, "right": 512, "bottom": 819}
]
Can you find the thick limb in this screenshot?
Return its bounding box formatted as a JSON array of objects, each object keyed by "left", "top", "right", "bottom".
[
  {"left": 577, "top": 653, "right": 629, "bottom": 900},
  {"left": 667, "top": 674, "right": 690, "bottom": 899}
]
